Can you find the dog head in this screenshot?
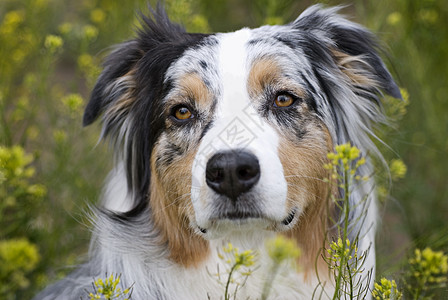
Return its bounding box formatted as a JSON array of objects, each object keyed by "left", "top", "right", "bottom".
[{"left": 84, "top": 5, "right": 400, "bottom": 266}]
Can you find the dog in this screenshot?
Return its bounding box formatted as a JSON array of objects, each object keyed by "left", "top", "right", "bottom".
[{"left": 35, "top": 4, "right": 401, "bottom": 299}]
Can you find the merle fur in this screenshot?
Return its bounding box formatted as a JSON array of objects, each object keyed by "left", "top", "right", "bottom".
[{"left": 84, "top": 5, "right": 213, "bottom": 210}]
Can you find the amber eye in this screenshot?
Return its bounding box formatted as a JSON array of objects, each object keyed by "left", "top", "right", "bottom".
[
  {"left": 274, "top": 93, "right": 294, "bottom": 108},
  {"left": 173, "top": 106, "right": 193, "bottom": 121}
]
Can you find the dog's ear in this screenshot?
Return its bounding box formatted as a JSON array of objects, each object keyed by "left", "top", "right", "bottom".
[
  {"left": 83, "top": 41, "right": 141, "bottom": 127},
  {"left": 292, "top": 5, "right": 402, "bottom": 100},
  {"left": 83, "top": 5, "right": 188, "bottom": 128}
]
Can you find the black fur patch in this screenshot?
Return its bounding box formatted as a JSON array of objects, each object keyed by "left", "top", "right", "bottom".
[{"left": 83, "top": 5, "right": 214, "bottom": 210}]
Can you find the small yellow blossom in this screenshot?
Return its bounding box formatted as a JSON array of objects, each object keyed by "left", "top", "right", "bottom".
[
  {"left": 53, "top": 129, "right": 67, "bottom": 144},
  {"left": 222, "top": 243, "right": 256, "bottom": 269},
  {"left": 418, "top": 9, "right": 438, "bottom": 24},
  {"left": 90, "top": 9, "right": 106, "bottom": 24},
  {"left": 27, "top": 184, "right": 47, "bottom": 198},
  {"left": 44, "top": 35, "right": 63, "bottom": 53},
  {"left": 400, "top": 88, "right": 409, "bottom": 103},
  {"left": 62, "top": 93, "right": 84, "bottom": 116},
  {"left": 218, "top": 243, "right": 257, "bottom": 300},
  {"left": 266, "top": 235, "right": 301, "bottom": 265},
  {"left": 390, "top": 159, "right": 407, "bottom": 181},
  {"left": 325, "top": 143, "right": 367, "bottom": 183},
  {"left": 372, "top": 277, "right": 402, "bottom": 300},
  {"left": 189, "top": 15, "right": 210, "bottom": 32},
  {"left": 88, "top": 273, "right": 132, "bottom": 300},
  {"left": 33, "top": 0, "right": 49, "bottom": 8},
  {"left": 58, "top": 22, "right": 73, "bottom": 35},
  {"left": 0, "top": 10, "right": 25, "bottom": 35},
  {"left": 26, "top": 125, "right": 40, "bottom": 140},
  {"left": 387, "top": 12, "right": 402, "bottom": 26},
  {"left": 83, "top": 25, "right": 98, "bottom": 41},
  {"left": 78, "top": 53, "right": 94, "bottom": 69},
  {"left": 0, "top": 238, "right": 40, "bottom": 290},
  {"left": 407, "top": 247, "right": 448, "bottom": 296},
  {"left": 78, "top": 53, "right": 101, "bottom": 84}
]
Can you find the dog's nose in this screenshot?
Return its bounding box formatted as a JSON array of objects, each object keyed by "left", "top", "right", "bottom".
[{"left": 205, "top": 150, "right": 260, "bottom": 200}]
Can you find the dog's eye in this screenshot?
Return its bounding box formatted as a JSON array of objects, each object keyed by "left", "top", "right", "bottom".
[
  {"left": 273, "top": 93, "right": 295, "bottom": 108},
  {"left": 172, "top": 105, "right": 193, "bottom": 121}
]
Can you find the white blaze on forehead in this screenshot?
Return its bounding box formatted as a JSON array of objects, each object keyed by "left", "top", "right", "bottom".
[{"left": 217, "top": 29, "right": 252, "bottom": 117}]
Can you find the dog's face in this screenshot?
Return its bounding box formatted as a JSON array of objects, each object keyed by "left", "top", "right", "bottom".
[
  {"left": 83, "top": 6, "right": 400, "bottom": 266},
  {"left": 159, "top": 28, "right": 333, "bottom": 238}
]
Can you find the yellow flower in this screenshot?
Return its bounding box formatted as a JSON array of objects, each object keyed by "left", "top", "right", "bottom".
[
  {"left": 0, "top": 10, "right": 25, "bottom": 35},
  {"left": 372, "top": 277, "right": 402, "bottom": 300},
  {"left": 58, "top": 22, "right": 73, "bottom": 35},
  {"left": 78, "top": 54, "right": 94, "bottom": 69},
  {"left": 44, "top": 35, "right": 64, "bottom": 53},
  {"left": 26, "top": 125, "right": 40, "bottom": 140},
  {"left": 27, "top": 184, "right": 47, "bottom": 198},
  {"left": 222, "top": 243, "right": 256, "bottom": 268},
  {"left": 349, "top": 146, "right": 360, "bottom": 160},
  {"left": 325, "top": 143, "right": 366, "bottom": 182},
  {"left": 418, "top": 9, "right": 438, "bottom": 24},
  {"left": 235, "top": 250, "right": 256, "bottom": 268},
  {"left": 90, "top": 9, "right": 106, "bottom": 24},
  {"left": 78, "top": 53, "right": 101, "bottom": 83},
  {"left": 33, "top": 0, "right": 49, "bottom": 8},
  {"left": 408, "top": 247, "right": 448, "bottom": 293},
  {"left": 387, "top": 12, "right": 402, "bottom": 26},
  {"left": 83, "top": 25, "right": 98, "bottom": 41},
  {"left": 53, "top": 130, "right": 67, "bottom": 144},
  {"left": 266, "top": 236, "right": 301, "bottom": 265},
  {"left": 189, "top": 15, "right": 210, "bottom": 32},
  {"left": 400, "top": 88, "right": 409, "bottom": 103},
  {"left": 89, "top": 273, "right": 131, "bottom": 299},
  {"left": 390, "top": 159, "right": 407, "bottom": 181},
  {"left": 62, "top": 93, "right": 84, "bottom": 116},
  {"left": 0, "top": 239, "right": 41, "bottom": 290}
]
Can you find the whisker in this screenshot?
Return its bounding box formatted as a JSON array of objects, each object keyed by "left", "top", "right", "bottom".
[
  {"left": 154, "top": 192, "right": 191, "bottom": 214},
  {"left": 284, "top": 174, "right": 327, "bottom": 183},
  {"left": 285, "top": 183, "right": 327, "bottom": 201}
]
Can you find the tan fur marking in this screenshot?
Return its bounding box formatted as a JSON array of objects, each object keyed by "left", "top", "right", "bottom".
[
  {"left": 332, "top": 50, "right": 379, "bottom": 87},
  {"left": 247, "top": 58, "right": 306, "bottom": 100},
  {"left": 150, "top": 143, "right": 210, "bottom": 268},
  {"left": 105, "top": 69, "right": 137, "bottom": 119},
  {"left": 278, "top": 123, "right": 334, "bottom": 278},
  {"left": 178, "top": 73, "right": 212, "bottom": 107}
]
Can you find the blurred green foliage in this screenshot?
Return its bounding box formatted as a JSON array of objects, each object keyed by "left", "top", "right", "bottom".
[
  {"left": 0, "top": 0, "right": 447, "bottom": 298},
  {"left": 0, "top": 238, "right": 40, "bottom": 298},
  {"left": 0, "top": 146, "right": 43, "bottom": 299}
]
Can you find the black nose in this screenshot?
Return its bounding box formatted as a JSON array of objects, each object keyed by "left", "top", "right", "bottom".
[{"left": 205, "top": 150, "right": 260, "bottom": 200}]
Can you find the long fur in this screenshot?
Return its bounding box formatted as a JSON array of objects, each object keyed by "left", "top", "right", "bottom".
[{"left": 35, "top": 5, "right": 400, "bottom": 300}]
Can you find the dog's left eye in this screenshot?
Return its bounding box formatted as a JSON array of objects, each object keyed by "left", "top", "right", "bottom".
[
  {"left": 273, "top": 93, "right": 295, "bottom": 108},
  {"left": 172, "top": 105, "right": 194, "bottom": 121}
]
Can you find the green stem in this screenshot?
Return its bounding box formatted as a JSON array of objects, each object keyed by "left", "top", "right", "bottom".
[
  {"left": 413, "top": 287, "right": 421, "bottom": 300},
  {"left": 225, "top": 264, "right": 238, "bottom": 300},
  {"left": 261, "top": 264, "right": 280, "bottom": 300},
  {"left": 0, "top": 97, "right": 12, "bottom": 146},
  {"left": 347, "top": 261, "right": 354, "bottom": 299},
  {"left": 332, "top": 168, "right": 351, "bottom": 300}
]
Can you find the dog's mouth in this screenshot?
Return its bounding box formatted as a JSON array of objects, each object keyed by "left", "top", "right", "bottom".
[
  {"left": 197, "top": 207, "right": 298, "bottom": 234},
  {"left": 281, "top": 209, "right": 297, "bottom": 226}
]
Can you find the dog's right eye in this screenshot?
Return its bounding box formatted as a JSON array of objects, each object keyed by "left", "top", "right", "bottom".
[
  {"left": 273, "top": 93, "right": 295, "bottom": 108},
  {"left": 171, "top": 105, "right": 194, "bottom": 122}
]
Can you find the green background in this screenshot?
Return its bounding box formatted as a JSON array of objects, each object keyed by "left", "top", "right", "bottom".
[{"left": 0, "top": 0, "right": 447, "bottom": 298}]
